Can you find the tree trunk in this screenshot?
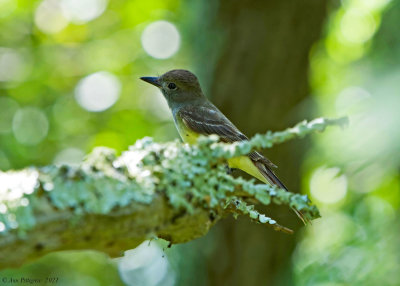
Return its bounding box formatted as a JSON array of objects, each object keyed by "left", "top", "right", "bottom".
[{"left": 186, "top": 0, "right": 328, "bottom": 285}]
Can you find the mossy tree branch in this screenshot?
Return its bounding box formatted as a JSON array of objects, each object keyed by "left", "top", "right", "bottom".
[{"left": 0, "top": 117, "right": 347, "bottom": 269}]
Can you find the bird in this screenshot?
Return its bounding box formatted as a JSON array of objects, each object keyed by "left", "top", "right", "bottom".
[{"left": 140, "top": 69, "right": 306, "bottom": 224}]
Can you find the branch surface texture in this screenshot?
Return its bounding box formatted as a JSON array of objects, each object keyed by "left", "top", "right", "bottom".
[{"left": 0, "top": 117, "right": 348, "bottom": 268}]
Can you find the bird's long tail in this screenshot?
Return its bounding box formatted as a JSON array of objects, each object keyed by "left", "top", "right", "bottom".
[{"left": 254, "top": 162, "right": 309, "bottom": 225}]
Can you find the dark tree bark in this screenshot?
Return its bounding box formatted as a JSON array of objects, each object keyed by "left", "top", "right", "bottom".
[{"left": 183, "top": 1, "right": 329, "bottom": 285}]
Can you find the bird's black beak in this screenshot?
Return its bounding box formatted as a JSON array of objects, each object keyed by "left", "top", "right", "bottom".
[{"left": 140, "top": 76, "right": 161, "bottom": 88}]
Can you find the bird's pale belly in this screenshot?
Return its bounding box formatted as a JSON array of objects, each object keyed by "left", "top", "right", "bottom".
[{"left": 174, "top": 116, "right": 267, "bottom": 183}]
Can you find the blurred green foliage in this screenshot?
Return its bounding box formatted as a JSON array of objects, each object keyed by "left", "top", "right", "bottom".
[
  {"left": 294, "top": 0, "right": 400, "bottom": 285},
  {"left": 0, "top": 0, "right": 186, "bottom": 170},
  {"left": 1, "top": 251, "right": 125, "bottom": 286}
]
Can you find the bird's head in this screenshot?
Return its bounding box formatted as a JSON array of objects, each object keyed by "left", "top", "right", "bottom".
[{"left": 140, "top": 69, "right": 204, "bottom": 103}]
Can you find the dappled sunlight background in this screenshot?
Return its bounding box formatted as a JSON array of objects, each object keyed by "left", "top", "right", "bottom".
[
  {"left": 1, "top": 0, "right": 400, "bottom": 285},
  {"left": 294, "top": 0, "right": 400, "bottom": 284},
  {"left": 0, "top": 0, "right": 184, "bottom": 171}
]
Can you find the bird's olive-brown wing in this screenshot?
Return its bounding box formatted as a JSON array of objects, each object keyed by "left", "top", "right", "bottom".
[{"left": 178, "top": 105, "right": 277, "bottom": 169}]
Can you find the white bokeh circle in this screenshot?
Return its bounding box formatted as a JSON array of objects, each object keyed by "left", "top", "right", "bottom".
[
  {"left": 12, "top": 107, "right": 49, "bottom": 145},
  {"left": 34, "top": 0, "right": 69, "bottom": 34},
  {"left": 75, "top": 71, "right": 121, "bottom": 112},
  {"left": 60, "top": 0, "right": 108, "bottom": 24},
  {"left": 141, "top": 21, "right": 181, "bottom": 59}
]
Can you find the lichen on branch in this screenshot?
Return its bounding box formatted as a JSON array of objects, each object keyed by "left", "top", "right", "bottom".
[{"left": 0, "top": 117, "right": 347, "bottom": 268}]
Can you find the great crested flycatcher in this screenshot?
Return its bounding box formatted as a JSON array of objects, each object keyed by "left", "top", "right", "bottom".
[{"left": 141, "top": 69, "right": 305, "bottom": 223}]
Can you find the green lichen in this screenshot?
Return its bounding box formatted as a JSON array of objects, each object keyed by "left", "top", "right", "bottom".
[
  {"left": 206, "top": 117, "right": 349, "bottom": 159},
  {"left": 224, "top": 197, "right": 293, "bottom": 234}
]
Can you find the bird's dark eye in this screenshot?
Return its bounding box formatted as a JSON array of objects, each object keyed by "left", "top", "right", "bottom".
[{"left": 168, "top": 83, "right": 177, "bottom": 90}]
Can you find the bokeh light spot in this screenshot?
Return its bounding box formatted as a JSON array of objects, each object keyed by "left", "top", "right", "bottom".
[
  {"left": 0, "top": 96, "right": 19, "bottom": 133},
  {"left": 141, "top": 21, "right": 180, "bottom": 59},
  {"left": 0, "top": 48, "right": 25, "bottom": 82},
  {"left": 352, "top": 0, "right": 392, "bottom": 10},
  {"left": 118, "top": 240, "right": 175, "bottom": 286},
  {"left": 75, "top": 71, "right": 121, "bottom": 112},
  {"left": 53, "top": 148, "right": 85, "bottom": 165},
  {"left": 340, "top": 8, "right": 377, "bottom": 44},
  {"left": 34, "top": 0, "right": 69, "bottom": 34},
  {"left": 12, "top": 107, "right": 49, "bottom": 145},
  {"left": 60, "top": 0, "right": 107, "bottom": 24},
  {"left": 335, "top": 86, "right": 370, "bottom": 114},
  {"left": 0, "top": 0, "right": 16, "bottom": 18},
  {"left": 310, "top": 167, "right": 348, "bottom": 204}
]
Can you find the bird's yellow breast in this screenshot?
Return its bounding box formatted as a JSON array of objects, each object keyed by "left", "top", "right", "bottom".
[
  {"left": 175, "top": 115, "right": 200, "bottom": 144},
  {"left": 227, "top": 156, "right": 267, "bottom": 183},
  {"left": 174, "top": 115, "right": 267, "bottom": 184}
]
